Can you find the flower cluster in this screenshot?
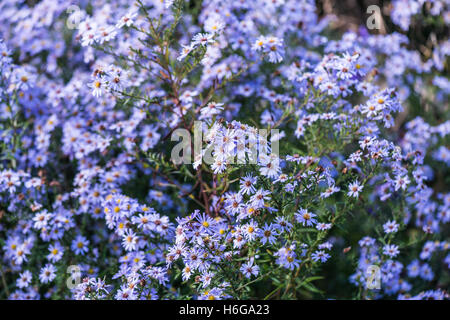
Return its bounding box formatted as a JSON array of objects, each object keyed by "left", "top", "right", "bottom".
[{"left": 0, "top": 0, "right": 448, "bottom": 300}]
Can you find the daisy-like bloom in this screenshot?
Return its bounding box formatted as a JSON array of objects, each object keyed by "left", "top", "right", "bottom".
[
  {"left": 242, "top": 220, "right": 259, "bottom": 241},
  {"left": 211, "top": 158, "right": 227, "bottom": 174},
  {"left": 433, "top": 146, "right": 450, "bottom": 166},
  {"left": 237, "top": 204, "right": 258, "bottom": 221},
  {"left": 284, "top": 182, "right": 296, "bottom": 193},
  {"left": 250, "top": 189, "right": 271, "bottom": 207},
  {"left": 145, "top": 267, "right": 168, "bottom": 286},
  {"left": 81, "top": 29, "right": 96, "bottom": 47},
  {"left": 274, "top": 216, "right": 293, "bottom": 233},
  {"left": 383, "top": 220, "right": 399, "bottom": 234},
  {"left": 204, "top": 17, "right": 224, "bottom": 34},
  {"left": 132, "top": 212, "right": 153, "bottom": 231},
  {"left": 358, "top": 236, "right": 376, "bottom": 247},
  {"left": 33, "top": 210, "right": 51, "bottom": 229},
  {"left": 274, "top": 173, "right": 289, "bottom": 183},
  {"left": 316, "top": 222, "right": 332, "bottom": 231},
  {"left": 319, "top": 81, "right": 340, "bottom": 97},
  {"left": 259, "top": 223, "right": 278, "bottom": 245},
  {"left": 0, "top": 41, "right": 12, "bottom": 64},
  {"left": 197, "top": 213, "right": 215, "bottom": 232},
  {"left": 47, "top": 242, "right": 64, "bottom": 262},
  {"left": 13, "top": 244, "right": 30, "bottom": 265},
  {"left": 192, "top": 33, "right": 215, "bottom": 47},
  {"left": 224, "top": 192, "right": 243, "bottom": 216},
  {"left": 420, "top": 263, "right": 434, "bottom": 281},
  {"left": 71, "top": 235, "right": 89, "bottom": 255},
  {"left": 0, "top": 170, "right": 22, "bottom": 193},
  {"left": 383, "top": 244, "right": 400, "bottom": 257},
  {"left": 347, "top": 180, "right": 363, "bottom": 198},
  {"left": 239, "top": 174, "right": 257, "bottom": 195},
  {"left": 89, "top": 77, "right": 104, "bottom": 98},
  {"left": 16, "top": 270, "right": 32, "bottom": 289},
  {"left": 167, "top": 243, "right": 186, "bottom": 263},
  {"left": 334, "top": 60, "right": 354, "bottom": 80},
  {"left": 320, "top": 185, "right": 341, "bottom": 198},
  {"left": 39, "top": 264, "right": 57, "bottom": 284},
  {"left": 359, "top": 136, "right": 376, "bottom": 150},
  {"left": 407, "top": 259, "right": 421, "bottom": 277},
  {"left": 394, "top": 174, "right": 410, "bottom": 191},
  {"left": 106, "top": 65, "right": 127, "bottom": 91},
  {"left": 275, "top": 246, "right": 300, "bottom": 270},
  {"left": 115, "top": 286, "right": 137, "bottom": 300},
  {"left": 179, "top": 89, "right": 199, "bottom": 104},
  {"left": 252, "top": 36, "right": 266, "bottom": 52},
  {"left": 318, "top": 242, "right": 333, "bottom": 250},
  {"left": 4, "top": 236, "right": 20, "bottom": 257},
  {"left": 266, "top": 36, "right": 285, "bottom": 63},
  {"left": 348, "top": 150, "right": 363, "bottom": 163},
  {"left": 184, "top": 247, "right": 204, "bottom": 270},
  {"left": 177, "top": 44, "right": 194, "bottom": 61},
  {"left": 95, "top": 25, "right": 117, "bottom": 44},
  {"left": 420, "top": 241, "right": 437, "bottom": 260},
  {"left": 15, "top": 68, "right": 35, "bottom": 90},
  {"left": 361, "top": 102, "right": 382, "bottom": 118},
  {"left": 116, "top": 10, "right": 138, "bottom": 29},
  {"left": 312, "top": 250, "right": 331, "bottom": 263},
  {"left": 141, "top": 287, "right": 159, "bottom": 300},
  {"left": 182, "top": 265, "right": 192, "bottom": 281},
  {"left": 198, "top": 287, "right": 229, "bottom": 300},
  {"left": 240, "top": 258, "right": 259, "bottom": 279},
  {"left": 200, "top": 102, "right": 224, "bottom": 119},
  {"left": 199, "top": 271, "right": 215, "bottom": 288},
  {"left": 233, "top": 231, "right": 247, "bottom": 249},
  {"left": 215, "top": 222, "right": 229, "bottom": 239},
  {"left": 252, "top": 36, "right": 284, "bottom": 63},
  {"left": 122, "top": 229, "right": 138, "bottom": 251},
  {"left": 295, "top": 208, "right": 317, "bottom": 227},
  {"left": 259, "top": 153, "right": 281, "bottom": 178}
]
